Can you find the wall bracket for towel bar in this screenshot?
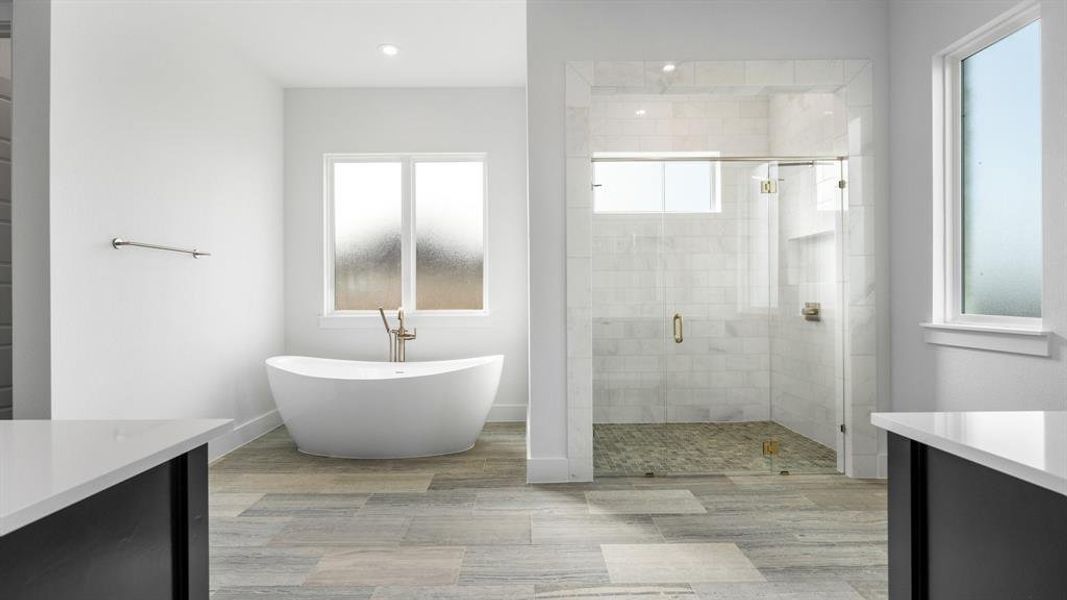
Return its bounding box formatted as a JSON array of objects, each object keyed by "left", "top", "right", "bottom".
[{"left": 111, "top": 237, "right": 211, "bottom": 258}]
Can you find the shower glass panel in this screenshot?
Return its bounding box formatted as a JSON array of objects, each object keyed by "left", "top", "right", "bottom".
[
  {"left": 593, "top": 157, "right": 846, "bottom": 477},
  {"left": 767, "top": 161, "right": 846, "bottom": 474},
  {"left": 663, "top": 162, "right": 777, "bottom": 474},
  {"left": 592, "top": 163, "right": 666, "bottom": 423}
]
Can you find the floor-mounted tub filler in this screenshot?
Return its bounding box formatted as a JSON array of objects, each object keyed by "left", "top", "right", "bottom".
[{"left": 265, "top": 355, "right": 504, "bottom": 458}]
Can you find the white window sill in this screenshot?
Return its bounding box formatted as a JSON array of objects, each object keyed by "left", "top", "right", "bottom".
[
  {"left": 920, "top": 322, "right": 1051, "bottom": 357},
  {"left": 319, "top": 312, "right": 493, "bottom": 330}
]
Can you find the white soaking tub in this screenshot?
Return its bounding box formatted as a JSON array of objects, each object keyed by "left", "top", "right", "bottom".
[{"left": 265, "top": 355, "right": 504, "bottom": 459}]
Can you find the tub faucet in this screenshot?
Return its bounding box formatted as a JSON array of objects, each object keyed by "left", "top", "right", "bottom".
[{"left": 378, "top": 307, "right": 417, "bottom": 362}]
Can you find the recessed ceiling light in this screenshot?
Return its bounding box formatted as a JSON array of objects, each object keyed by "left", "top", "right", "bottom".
[
  {"left": 635, "top": 109, "right": 647, "bottom": 116},
  {"left": 378, "top": 43, "right": 400, "bottom": 57},
  {"left": 662, "top": 63, "right": 677, "bottom": 73}
]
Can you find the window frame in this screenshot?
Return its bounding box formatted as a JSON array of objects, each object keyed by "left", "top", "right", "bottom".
[
  {"left": 322, "top": 152, "right": 489, "bottom": 321},
  {"left": 932, "top": 2, "right": 1045, "bottom": 334},
  {"left": 591, "top": 152, "right": 723, "bottom": 215}
]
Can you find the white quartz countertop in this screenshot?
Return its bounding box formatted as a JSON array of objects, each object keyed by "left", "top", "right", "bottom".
[
  {"left": 872, "top": 411, "right": 1067, "bottom": 497},
  {"left": 0, "top": 419, "right": 232, "bottom": 535}
]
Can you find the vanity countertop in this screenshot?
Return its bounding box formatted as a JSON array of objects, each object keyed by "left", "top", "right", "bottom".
[
  {"left": 0, "top": 419, "right": 231, "bottom": 535},
  {"left": 872, "top": 411, "right": 1067, "bottom": 496}
]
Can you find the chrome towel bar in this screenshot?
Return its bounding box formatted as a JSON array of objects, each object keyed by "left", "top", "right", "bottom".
[{"left": 111, "top": 237, "right": 211, "bottom": 258}]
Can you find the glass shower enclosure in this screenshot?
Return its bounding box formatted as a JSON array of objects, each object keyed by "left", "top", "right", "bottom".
[{"left": 590, "top": 156, "right": 847, "bottom": 476}]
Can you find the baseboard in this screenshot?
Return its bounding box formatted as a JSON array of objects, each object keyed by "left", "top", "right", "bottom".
[
  {"left": 208, "top": 409, "right": 283, "bottom": 462},
  {"left": 487, "top": 403, "right": 527, "bottom": 422},
  {"left": 525, "top": 456, "right": 571, "bottom": 483}
]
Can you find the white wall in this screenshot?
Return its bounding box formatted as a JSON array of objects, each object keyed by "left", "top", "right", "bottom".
[
  {"left": 46, "top": 3, "right": 285, "bottom": 456},
  {"left": 888, "top": 0, "right": 1067, "bottom": 412},
  {"left": 284, "top": 88, "right": 529, "bottom": 418},
  {"left": 527, "top": 0, "right": 891, "bottom": 481}
]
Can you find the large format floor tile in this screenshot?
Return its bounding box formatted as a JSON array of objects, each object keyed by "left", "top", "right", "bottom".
[
  {"left": 213, "top": 473, "right": 434, "bottom": 494},
  {"left": 370, "top": 585, "right": 534, "bottom": 599},
  {"left": 242, "top": 493, "right": 370, "bottom": 517},
  {"left": 531, "top": 514, "right": 664, "bottom": 544},
  {"left": 586, "top": 489, "right": 707, "bottom": 515},
  {"left": 534, "top": 584, "right": 697, "bottom": 598},
  {"left": 306, "top": 547, "right": 466, "bottom": 587},
  {"left": 458, "top": 545, "right": 610, "bottom": 585},
  {"left": 601, "top": 543, "right": 765, "bottom": 584},
  {"left": 402, "top": 514, "right": 532, "bottom": 545},
  {"left": 210, "top": 547, "right": 325, "bottom": 588},
  {"left": 360, "top": 491, "right": 477, "bottom": 516},
  {"left": 208, "top": 424, "right": 887, "bottom": 597},
  {"left": 212, "top": 586, "right": 375, "bottom": 599},
  {"left": 653, "top": 514, "right": 784, "bottom": 544},
  {"left": 691, "top": 581, "right": 865, "bottom": 599},
  {"left": 273, "top": 516, "right": 412, "bottom": 546},
  {"left": 211, "top": 516, "right": 291, "bottom": 547},
  {"left": 474, "top": 488, "right": 589, "bottom": 514},
  {"left": 209, "top": 492, "right": 265, "bottom": 518}
]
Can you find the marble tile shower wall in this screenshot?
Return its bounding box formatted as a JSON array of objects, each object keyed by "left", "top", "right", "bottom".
[{"left": 589, "top": 94, "right": 770, "bottom": 155}]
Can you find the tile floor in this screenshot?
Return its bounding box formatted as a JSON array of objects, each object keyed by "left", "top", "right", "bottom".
[
  {"left": 594, "top": 422, "right": 839, "bottom": 477},
  {"left": 209, "top": 423, "right": 887, "bottom": 599}
]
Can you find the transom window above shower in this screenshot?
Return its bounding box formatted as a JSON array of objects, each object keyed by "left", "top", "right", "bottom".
[
  {"left": 592, "top": 153, "right": 722, "bottom": 214},
  {"left": 324, "top": 154, "right": 487, "bottom": 314}
]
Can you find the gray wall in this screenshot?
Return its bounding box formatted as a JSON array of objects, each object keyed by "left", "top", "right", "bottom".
[
  {"left": 888, "top": 0, "right": 1067, "bottom": 412},
  {"left": 11, "top": 0, "right": 50, "bottom": 419},
  {"left": 283, "top": 88, "right": 530, "bottom": 418}
]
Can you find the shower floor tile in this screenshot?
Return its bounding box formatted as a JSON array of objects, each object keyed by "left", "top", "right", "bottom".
[{"left": 593, "top": 422, "right": 837, "bottom": 477}]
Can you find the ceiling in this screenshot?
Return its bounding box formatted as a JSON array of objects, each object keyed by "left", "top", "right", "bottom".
[{"left": 196, "top": 0, "right": 527, "bottom": 88}]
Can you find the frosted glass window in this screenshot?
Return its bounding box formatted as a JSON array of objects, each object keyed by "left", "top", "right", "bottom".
[
  {"left": 960, "top": 20, "right": 1042, "bottom": 317},
  {"left": 664, "top": 162, "right": 714, "bottom": 212},
  {"left": 594, "top": 159, "right": 718, "bottom": 213},
  {"left": 414, "top": 161, "right": 485, "bottom": 310},
  {"left": 593, "top": 161, "right": 663, "bottom": 212},
  {"left": 332, "top": 162, "right": 402, "bottom": 310}
]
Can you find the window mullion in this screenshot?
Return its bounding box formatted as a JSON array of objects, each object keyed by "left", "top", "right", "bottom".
[{"left": 401, "top": 158, "right": 415, "bottom": 311}]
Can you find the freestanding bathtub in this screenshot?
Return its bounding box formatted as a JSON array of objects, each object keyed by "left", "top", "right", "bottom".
[{"left": 265, "top": 355, "right": 504, "bottom": 459}]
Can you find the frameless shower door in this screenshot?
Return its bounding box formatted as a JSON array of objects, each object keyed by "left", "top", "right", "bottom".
[
  {"left": 661, "top": 161, "right": 778, "bottom": 473},
  {"left": 661, "top": 159, "right": 846, "bottom": 474},
  {"left": 768, "top": 160, "right": 847, "bottom": 474}
]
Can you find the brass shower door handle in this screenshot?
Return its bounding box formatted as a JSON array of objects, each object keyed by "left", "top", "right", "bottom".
[{"left": 673, "top": 313, "right": 684, "bottom": 343}]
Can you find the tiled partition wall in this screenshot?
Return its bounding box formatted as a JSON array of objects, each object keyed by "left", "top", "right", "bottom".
[{"left": 565, "top": 60, "right": 880, "bottom": 479}]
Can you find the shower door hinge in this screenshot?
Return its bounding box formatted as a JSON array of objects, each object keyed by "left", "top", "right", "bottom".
[
  {"left": 839, "top": 424, "right": 847, "bottom": 434},
  {"left": 760, "top": 180, "right": 778, "bottom": 194},
  {"left": 838, "top": 179, "right": 847, "bottom": 189}
]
